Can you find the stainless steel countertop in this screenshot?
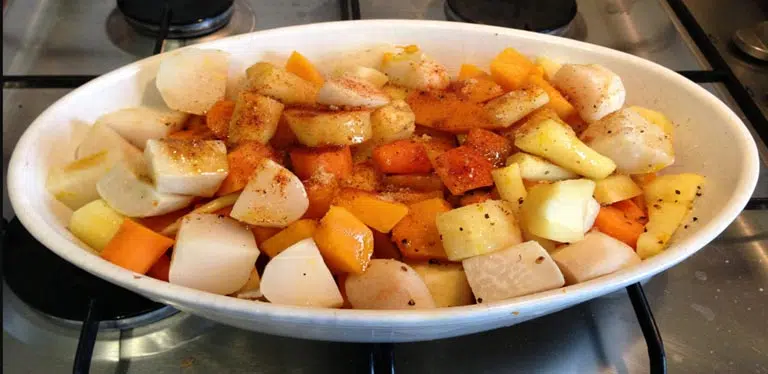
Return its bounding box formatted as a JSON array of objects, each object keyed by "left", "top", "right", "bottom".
[{"left": 3, "top": 0, "right": 767, "bottom": 373}]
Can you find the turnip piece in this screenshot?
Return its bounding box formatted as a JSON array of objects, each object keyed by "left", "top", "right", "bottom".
[
  {"left": 156, "top": 48, "right": 229, "bottom": 115},
  {"left": 144, "top": 139, "right": 229, "bottom": 197},
  {"left": 230, "top": 159, "right": 308, "bottom": 227},
  {"left": 551, "top": 231, "right": 641, "bottom": 284},
  {"left": 95, "top": 106, "right": 188, "bottom": 149},
  {"left": 345, "top": 259, "right": 436, "bottom": 310},
  {"left": 316, "top": 76, "right": 390, "bottom": 109},
  {"left": 169, "top": 214, "right": 259, "bottom": 295}
]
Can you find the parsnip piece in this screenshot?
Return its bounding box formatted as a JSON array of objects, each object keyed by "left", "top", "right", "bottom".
[
  {"left": 436, "top": 200, "right": 523, "bottom": 261},
  {"left": 492, "top": 163, "right": 527, "bottom": 214},
  {"left": 515, "top": 119, "right": 616, "bottom": 180},
  {"left": 316, "top": 76, "right": 390, "bottom": 108},
  {"left": 593, "top": 174, "right": 643, "bottom": 205},
  {"left": 227, "top": 92, "right": 284, "bottom": 146},
  {"left": 283, "top": 108, "right": 372, "bottom": 147},
  {"left": 551, "top": 232, "right": 641, "bottom": 284},
  {"left": 246, "top": 62, "right": 318, "bottom": 105},
  {"left": 370, "top": 99, "right": 415, "bottom": 143},
  {"left": 463, "top": 241, "right": 564, "bottom": 302},
  {"left": 332, "top": 65, "right": 389, "bottom": 87},
  {"left": 484, "top": 86, "right": 549, "bottom": 127},
  {"left": 506, "top": 152, "right": 578, "bottom": 182}
]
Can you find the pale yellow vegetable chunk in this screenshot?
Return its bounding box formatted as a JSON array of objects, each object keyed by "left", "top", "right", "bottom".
[
  {"left": 593, "top": 174, "right": 643, "bottom": 205},
  {"left": 506, "top": 152, "right": 578, "bottom": 181},
  {"left": 520, "top": 179, "right": 596, "bottom": 243},
  {"left": 628, "top": 106, "right": 674, "bottom": 136},
  {"left": 515, "top": 119, "right": 616, "bottom": 180},
  {"left": 492, "top": 163, "right": 527, "bottom": 214},
  {"left": 643, "top": 173, "right": 706, "bottom": 205},
  {"left": 463, "top": 241, "right": 564, "bottom": 303},
  {"left": 68, "top": 199, "right": 125, "bottom": 253},
  {"left": 437, "top": 200, "right": 523, "bottom": 261},
  {"left": 246, "top": 62, "right": 318, "bottom": 105},
  {"left": 637, "top": 202, "right": 688, "bottom": 259},
  {"left": 409, "top": 261, "right": 474, "bottom": 307},
  {"left": 535, "top": 56, "right": 562, "bottom": 81}
]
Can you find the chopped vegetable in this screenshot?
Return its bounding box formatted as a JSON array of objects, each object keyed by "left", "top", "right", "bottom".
[
  {"left": 260, "top": 219, "right": 318, "bottom": 257},
  {"left": 552, "top": 64, "right": 625, "bottom": 122},
  {"left": 283, "top": 108, "right": 372, "bottom": 147},
  {"left": 489, "top": 47, "right": 535, "bottom": 90},
  {"left": 643, "top": 173, "right": 706, "bottom": 205},
  {"left": 520, "top": 179, "right": 596, "bottom": 243},
  {"left": 593, "top": 205, "right": 645, "bottom": 248},
  {"left": 408, "top": 261, "right": 474, "bottom": 307},
  {"left": 216, "top": 142, "right": 280, "bottom": 196},
  {"left": 156, "top": 49, "right": 228, "bottom": 115},
  {"left": 593, "top": 174, "right": 643, "bottom": 205},
  {"left": 160, "top": 192, "right": 240, "bottom": 237},
  {"left": 452, "top": 77, "right": 505, "bottom": 103},
  {"left": 552, "top": 232, "right": 641, "bottom": 284},
  {"left": 147, "top": 254, "right": 171, "bottom": 282},
  {"left": 313, "top": 205, "right": 374, "bottom": 274},
  {"left": 458, "top": 63, "right": 488, "bottom": 80},
  {"left": 302, "top": 172, "right": 340, "bottom": 219},
  {"left": 144, "top": 139, "right": 229, "bottom": 197},
  {"left": 391, "top": 197, "right": 452, "bottom": 260},
  {"left": 437, "top": 199, "right": 523, "bottom": 261},
  {"left": 506, "top": 152, "right": 578, "bottom": 182},
  {"left": 317, "top": 76, "right": 390, "bottom": 108},
  {"left": 246, "top": 62, "right": 318, "bottom": 105},
  {"left": 285, "top": 51, "right": 325, "bottom": 87},
  {"left": 230, "top": 159, "right": 308, "bottom": 227},
  {"left": 370, "top": 99, "right": 416, "bottom": 144},
  {"left": 205, "top": 99, "right": 236, "bottom": 139},
  {"left": 491, "top": 163, "right": 526, "bottom": 214},
  {"left": 465, "top": 128, "right": 514, "bottom": 167},
  {"left": 69, "top": 199, "right": 125, "bottom": 252},
  {"left": 636, "top": 202, "right": 688, "bottom": 259},
  {"left": 527, "top": 74, "right": 576, "bottom": 121},
  {"left": 345, "top": 259, "right": 435, "bottom": 309},
  {"left": 372, "top": 139, "right": 432, "bottom": 174},
  {"left": 340, "top": 161, "right": 382, "bottom": 191},
  {"left": 227, "top": 92, "right": 285, "bottom": 146},
  {"left": 484, "top": 85, "right": 550, "bottom": 127},
  {"left": 433, "top": 145, "right": 494, "bottom": 195},
  {"left": 332, "top": 188, "right": 409, "bottom": 233},
  {"left": 289, "top": 146, "right": 353, "bottom": 180},
  {"left": 405, "top": 91, "right": 495, "bottom": 133},
  {"left": 101, "top": 219, "right": 175, "bottom": 274}
]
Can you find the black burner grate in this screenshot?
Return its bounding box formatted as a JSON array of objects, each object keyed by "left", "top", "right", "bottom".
[{"left": 2, "top": 1, "right": 767, "bottom": 373}]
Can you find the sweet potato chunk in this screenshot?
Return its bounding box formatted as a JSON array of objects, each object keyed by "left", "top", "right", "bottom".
[{"left": 434, "top": 146, "right": 494, "bottom": 195}]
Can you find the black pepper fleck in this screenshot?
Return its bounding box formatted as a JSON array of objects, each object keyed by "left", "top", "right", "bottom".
[
  {"left": 428, "top": 259, "right": 440, "bottom": 265},
  {"left": 459, "top": 227, "right": 464, "bottom": 231},
  {"left": 696, "top": 192, "right": 702, "bottom": 197},
  {"left": 657, "top": 240, "right": 664, "bottom": 244},
  {"left": 484, "top": 213, "right": 490, "bottom": 219},
  {"left": 535, "top": 256, "right": 545, "bottom": 264},
  {"left": 675, "top": 190, "right": 681, "bottom": 195},
  {"left": 477, "top": 298, "right": 483, "bottom": 303},
  {"left": 693, "top": 217, "right": 698, "bottom": 222},
  {"left": 408, "top": 299, "right": 416, "bottom": 306},
  {"left": 684, "top": 225, "right": 689, "bottom": 229},
  {"left": 400, "top": 266, "right": 408, "bottom": 272}
]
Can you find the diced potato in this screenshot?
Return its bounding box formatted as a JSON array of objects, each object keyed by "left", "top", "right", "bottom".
[
  {"left": 520, "top": 179, "right": 596, "bottom": 243},
  {"left": 283, "top": 108, "right": 372, "bottom": 147},
  {"left": 593, "top": 174, "right": 643, "bottom": 205},
  {"left": 391, "top": 198, "right": 452, "bottom": 260},
  {"left": 313, "top": 206, "right": 374, "bottom": 274},
  {"left": 332, "top": 189, "right": 409, "bottom": 233},
  {"left": 484, "top": 85, "right": 550, "bottom": 127},
  {"left": 230, "top": 159, "right": 308, "bottom": 227},
  {"left": 144, "top": 139, "right": 229, "bottom": 197},
  {"left": 345, "top": 259, "right": 436, "bottom": 309},
  {"left": 437, "top": 200, "right": 523, "bottom": 261},
  {"left": 96, "top": 161, "right": 194, "bottom": 217},
  {"left": 463, "top": 241, "right": 564, "bottom": 303},
  {"left": 260, "top": 219, "right": 318, "bottom": 258},
  {"left": 643, "top": 173, "right": 706, "bottom": 205},
  {"left": 580, "top": 108, "right": 674, "bottom": 174},
  {"left": 535, "top": 56, "right": 562, "bottom": 81},
  {"left": 551, "top": 231, "right": 641, "bottom": 284},
  {"left": 332, "top": 65, "right": 389, "bottom": 88},
  {"left": 552, "top": 64, "right": 625, "bottom": 122},
  {"left": 370, "top": 99, "right": 415, "bottom": 144},
  {"left": 169, "top": 214, "right": 259, "bottom": 295},
  {"left": 492, "top": 163, "right": 527, "bottom": 214},
  {"left": 317, "top": 76, "right": 390, "bottom": 108},
  {"left": 260, "top": 238, "right": 344, "bottom": 307},
  {"left": 246, "top": 62, "right": 318, "bottom": 105},
  {"left": 95, "top": 106, "right": 188, "bottom": 149},
  {"left": 231, "top": 268, "right": 262, "bottom": 300},
  {"left": 409, "top": 261, "right": 474, "bottom": 307},
  {"left": 68, "top": 199, "right": 125, "bottom": 252},
  {"left": 628, "top": 106, "right": 674, "bottom": 136},
  {"left": 156, "top": 48, "right": 229, "bottom": 115},
  {"left": 636, "top": 202, "right": 688, "bottom": 259},
  {"left": 515, "top": 119, "right": 616, "bottom": 180},
  {"left": 380, "top": 49, "right": 450, "bottom": 90},
  {"left": 227, "top": 92, "right": 285, "bottom": 146},
  {"left": 506, "top": 152, "right": 578, "bottom": 182}
]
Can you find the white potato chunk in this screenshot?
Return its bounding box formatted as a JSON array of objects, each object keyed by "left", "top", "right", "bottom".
[
  {"left": 506, "top": 152, "right": 578, "bottom": 181},
  {"left": 332, "top": 65, "right": 389, "bottom": 88},
  {"left": 227, "top": 92, "right": 284, "bottom": 146},
  {"left": 169, "top": 214, "right": 259, "bottom": 295},
  {"left": 95, "top": 106, "right": 188, "bottom": 149},
  {"left": 463, "top": 241, "right": 564, "bottom": 303},
  {"left": 552, "top": 64, "right": 625, "bottom": 122},
  {"left": 551, "top": 231, "right": 641, "bottom": 284},
  {"left": 370, "top": 99, "right": 415, "bottom": 143},
  {"left": 520, "top": 179, "right": 596, "bottom": 243},
  {"left": 68, "top": 199, "right": 125, "bottom": 253},
  {"left": 409, "top": 261, "right": 474, "bottom": 307},
  {"left": 484, "top": 86, "right": 549, "bottom": 127},
  {"left": 380, "top": 51, "right": 450, "bottom": 91},
  {"left": 75, "top": 124, "right": 143, "bottom": 161},
  {"left": 246, "top": 62, "right": 318, "bottom": 105},
  {"left": 345, "top": 259, "right": 435, "bottom": 310},
  {"left": 156, "top": 48, "right": 229, "bottom": 115},
  {"left": 317, "top": 76, "right": 390, "bottom": 109},
  {"left": 580, "top": 108, "right": 674, "bottom": 174},
  {"left": 230, "top": 159, "right": 308, "bottom": 227},
  {"left": 593, "top": 174, "right": 643, "bottom": 205},
  {"left": 283, "top": 108, "right": 372, "bottom": 147},
  {"left": 437, "top": 200, "right": 523, "bottom": 261},
  {"left": 96, "top": 160, "right": 193, "bottom": 217},
  {"left": 144, "top": 139, "right": 229, "bottom": 197},
  {"left": 260, "top": 238, "right": 343, "bottom": 308}
]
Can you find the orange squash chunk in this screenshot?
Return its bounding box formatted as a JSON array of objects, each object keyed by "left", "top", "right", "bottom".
[
  {"left": 464, "top": 128, "right": 514, "bottom": 167},
  {"left": 391, "top": 198, "right": 452, "bottom": 260},
  {"left": 285, "top": 51, "right": 324, "bottom": 87},
  {"left": 332, "top": 188, "right": 409, "bottom": 233},
  {"left": 434, "top": 145, "right": 494, "bottom": 195},
  {"left": 260, "top": 219, "right": 318, "bottom": 257},
  {"left": 314, "top": 206, "right": 374, "bottom": 274},
  {"left": 490, "top": 47, "right": 535, "bottom": 90}
]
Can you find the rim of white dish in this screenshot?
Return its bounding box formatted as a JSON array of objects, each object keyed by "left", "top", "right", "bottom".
[{"left": 8, "top": 20, "right": 760, "bottom": 324}]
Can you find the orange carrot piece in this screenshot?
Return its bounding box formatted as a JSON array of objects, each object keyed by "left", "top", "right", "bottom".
[
  {"left": 206, "top": 99, "right": 236, "bottom": 139},
  {"left": 101, "top": 219, "right": 175, "bottom": 274},
  {"left": 464, "top": 128, "right": 514, "bottom": 167},
  {"left": 285, "top": 51, "right": 324, "bottom": 87},
  {"left": 289, "top": 146, "right": 352, "bottom": 180},
  {"left": 216, "top": 142, "right": 279, "bottom": 195},
  {"left": 147, "top": 254, "right": 171, "bottom": 282},
  {"left": 434, "top": 145, "right": 494, "bottom": 195},
  {"left": 594, "top": 206, "right": 645, "bottom": 248},
  {"left": 372, "top": 139, "right": 433, "bottom": 174},
  {"left": 391, "top": 198, "right": 452, "bottom": 260},
  {"left": 302, "top": 172, "right": 340, "bottom": 219},
  {"left": 613, "top": 199, "right": 649, "bottom": 224}
]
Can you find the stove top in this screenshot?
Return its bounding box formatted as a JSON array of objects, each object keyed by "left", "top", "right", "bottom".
[{"left": 2, "top": 0, "right": 767, "bottom": 373}]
